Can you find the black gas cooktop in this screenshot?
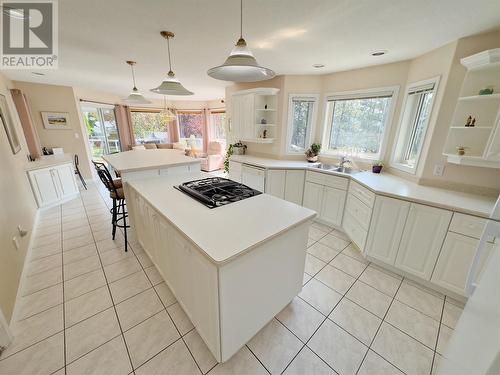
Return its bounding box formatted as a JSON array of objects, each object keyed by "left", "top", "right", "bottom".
[{"left": 176, "top": 177, "right": 262, "bottom": 209}]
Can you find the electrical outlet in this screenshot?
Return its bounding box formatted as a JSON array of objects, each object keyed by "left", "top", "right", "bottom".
[
  {"left": 433, "top": 164, "right": 445, "bottom": 176},
  {"left": 12, "top": 236, "right": 19, "bottom": 250}
]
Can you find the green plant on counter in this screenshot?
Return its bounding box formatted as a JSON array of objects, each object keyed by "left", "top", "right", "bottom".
[
  {"left": 372, "top": 160, "right": 384, "bottom": 167},
  {"left": 224, "top": 144, "right": 234, "bottom": 174},
  {"left": 305, "top": 143, "right": 321, "bottom": 158}
]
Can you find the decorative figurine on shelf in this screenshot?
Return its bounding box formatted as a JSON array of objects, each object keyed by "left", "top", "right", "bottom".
[
  {"left": 471, "top": 118, "right": 476, "bottom": 127},
  {"left": 260, "top": 118, "right": 267, "bottom": 124},
  {"left": 479, "top": 86, "right": 494, "bottom": 95},
  {"left": 465, "top": 116, "right": 472, "bottom": 127},
  {"left": 263, "top": 129, "right": 268, "bottom": 138},
  {"left": 456, "top": 146, "right": 469, "bottom": 156},
  {"left": 264, "top": 104, "right": 268, "bottom": 109}
]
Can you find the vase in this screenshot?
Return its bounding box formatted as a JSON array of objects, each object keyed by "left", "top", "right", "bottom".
[
  {"left": 307, "top": 156, "right": 318, "bottom": 163},
  {"left": 372, "top": 165, "right": 383, "bottom": 173}
]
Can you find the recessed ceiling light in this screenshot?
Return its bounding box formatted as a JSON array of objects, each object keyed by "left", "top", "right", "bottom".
[
  {"left": 312, "top": 64, "right": 325, "bottom": 68},
  {"left": 371, "top": 50, "right": 387, "bottom": 56},
  {"left": 32, "top": 72, "right": 45, "bottom": 76}
]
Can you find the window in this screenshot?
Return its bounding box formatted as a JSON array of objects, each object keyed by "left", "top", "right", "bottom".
[
  {"left": 323, "top": 88, "right": 397, "bottom": 160},
  {"left": 209, "top": 111, "right": 226, "bottom": 146},
  {"left": 81, "top": 104, "right": 121, "bottom": 158},
  {"left": 286, "top": 95, "right": 318, "bottom": 153},
  {"left": 177, "top": 111, "right": 204, "bottom": 150},
  {"left": 392, "top": 78, "right": 438, "bottom": 173},
  {"left": 130, "top": 111, "right": 170, "bottom": 144}
]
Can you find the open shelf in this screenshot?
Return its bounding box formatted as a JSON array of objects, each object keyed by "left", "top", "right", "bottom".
[
  {"left": 449, "top": 126, "right": 493, "bottom": 130},
  {"left": 445, "top": 154, "right": 500, "bottom": 169},
  {"left": 256, "top": 108, "right": 276, "bottom": 111},
  {"left": 256, "top": 123, "right": 277, "bottom": 127},
  {"left": 459, "top": 93, "right": 500, "bottom": 101}
]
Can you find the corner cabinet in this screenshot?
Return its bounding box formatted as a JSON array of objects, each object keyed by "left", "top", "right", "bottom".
[
  {"left": 28, "top": 163, "right": 79, "bottom": 208},
  {"left": 230, "top": 88, "right": 279, "bottom": 144}
]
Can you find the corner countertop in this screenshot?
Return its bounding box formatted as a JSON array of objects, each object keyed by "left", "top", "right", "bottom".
[
  {"left": 229, "top": 155, "right": 498, "bottom": 219},
  {"left": 127, "top": 172, "right": 316, "bottom": 264},
  {"left": 103, "top": 149, "right": 200, "bottom": 173},
  {"left": 230, "top": 155, "right": 319, "bottom": 169},
  {"left": 25, "top": 153, "right": 73, "bottom": 171}
]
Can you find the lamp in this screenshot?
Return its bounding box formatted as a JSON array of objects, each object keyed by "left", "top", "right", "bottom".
[
  {"left": 207, "top": 0, "right": 275, "bottom": 82},
  {"left": 151, "top": 31, "right": 194, "bottom": 96},
  {"left": 123, "top": 61, "right": 151, "bottom": 105},
  {"left": 159, "top": 96, "right": 176, "bottom": 122}
]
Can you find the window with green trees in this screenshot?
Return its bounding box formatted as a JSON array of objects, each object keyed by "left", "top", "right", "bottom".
[
  {"left": 131, "top": 111, "right": 170, "bottom": 144},
  {"left": 324, "top": 92, "right": 394, "bottom": 160}
]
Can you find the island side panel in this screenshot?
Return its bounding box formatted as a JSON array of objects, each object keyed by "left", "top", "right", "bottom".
[
  {"left": 127, "top": 185, "right": 221, "bottom": 361},
  {"left": 217, "top": 220, "right": 310, "bottom": 362}
]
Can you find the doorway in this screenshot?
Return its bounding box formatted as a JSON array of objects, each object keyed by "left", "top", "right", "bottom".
[{"left": 81, "top": 104, "right": 121, "bottom": 159}]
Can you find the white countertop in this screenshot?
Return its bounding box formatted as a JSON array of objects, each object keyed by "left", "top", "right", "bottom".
[
  {"left": 103, "top": 149, "right": 200, "bottom": 173},
  {"left": 231, "top": 155, "right": 319, "bottom": 169},
  {"left": 230, "top": 155, "right": 498, "bottom": 219},
  {"left": 127, "top": 173, "right": 316, "bottom": 264},
  {"left": 25, "top": 153, "right": 73, "bottom": 171}
]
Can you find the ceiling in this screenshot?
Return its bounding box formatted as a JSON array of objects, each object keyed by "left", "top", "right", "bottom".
[{"left": 3, "top": 0, "right": 500, "bottom": 101}]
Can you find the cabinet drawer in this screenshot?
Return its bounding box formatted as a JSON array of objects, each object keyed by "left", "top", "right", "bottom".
[
  {"left": 345, "top": 193, "right": 371, "bottom": 230},
  {"left": 305, "top": 171, "right": 348, "bottom": 190},
  {"left": 349, "top": 181, "right": 375, "bottom": 208},
  {"left": 449, "top": 213, "right": 486, "bottom": 239},
  {"left": 343, "top": 211, "right": 368, "bottom": 251}
]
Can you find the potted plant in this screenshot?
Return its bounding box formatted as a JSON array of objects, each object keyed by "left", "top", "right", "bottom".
[
  {"left": 305, "top": 143, "right": 321, "bottom": 162},
  {"left": 372, "top": 160, "right": 384, "bottom": 173}
]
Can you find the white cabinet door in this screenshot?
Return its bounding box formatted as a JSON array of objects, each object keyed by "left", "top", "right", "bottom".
[
  {"left": 431, "top": 232, "right": 477, "bottom": 296},
  {"left": 320, "top": 186, "right": 346, "bottom": 227},
  {"left": 54, "top": 164, "right": 78, "bottom": 197},
  {"left": 231, "top": 96, "right": 242, "bottom": 141},
  {"left": 29, "top": 168, "right": 60, "bottom": 207},
  {"left": 395, "top": 203, "right": 452, "bottom": 280},
  {"left": 265, "top": 170, "right": 285, "bottom": 199},
  {"left": 228, "top": 161, "right": 242, "bottom": 183},
  {"left": 365, "top": 196, "right": 410, "bottom": 264},
  {"left": 302, "top": 181, "right": 324, "bottom": 215},
  {"left": 242, "top": 94, "right": 255, "bottom": 140},
  {"left": 431, "top": 233, "right": 495, "bottom": 296},
  {"left": 284, "top": 170, "right": 305, "bottom": 205},
  {"left": 241, "top": 165, "right": 265, "bottom": 192}
]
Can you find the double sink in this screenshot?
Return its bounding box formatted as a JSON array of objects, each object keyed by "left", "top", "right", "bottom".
[{"left": 310, "top": 163, "right": 358, "bottom": 174}]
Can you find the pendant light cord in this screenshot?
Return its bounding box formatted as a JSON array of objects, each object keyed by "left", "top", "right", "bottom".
[
  {"left": 130, "top": 64, "right": 137, "bottom": 89},
  {"left": 240, "top": 0, "right": 243, "bottom": 39},
  {"left": 166, "top": 36, "right": 173, "bottom": 72}
]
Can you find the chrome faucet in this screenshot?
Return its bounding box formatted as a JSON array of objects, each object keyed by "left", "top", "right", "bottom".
[{"left": 339, "top": 156, "right": 351, "bottom": 169}]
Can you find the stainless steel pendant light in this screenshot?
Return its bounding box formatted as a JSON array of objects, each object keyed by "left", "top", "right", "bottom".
[
  {"left": 123, "top": 61, "right": 151, "bottom": 105},
  {"left": 207, "top": 0, "right": 275, "bottom": 82},
  {"left": 151, "top": 31, "right": 193, "bottom": 96}
]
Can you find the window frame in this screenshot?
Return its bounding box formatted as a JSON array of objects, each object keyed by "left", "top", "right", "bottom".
[
  {"left": 391, "top": 77, "right": 440, "bottom": 174},
  {"left": 285, "top": 93, "right": 319, "bottom": 155},
  {"left": 129, "top": 108, "right": 172, "bottom": 145},
  {"left": 321, "top": 86, "right": 399, "bottom": 161},
  {"left": 176, "top": 110, "right": 205, "bottom": 148}
]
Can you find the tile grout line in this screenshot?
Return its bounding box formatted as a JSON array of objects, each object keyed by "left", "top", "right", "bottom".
[
  {"left": 79, "top": 192, "right": 137, "bottom": 375},
  {"left": 59, "top": 204, "right": 68, "bottom": 375},
  {"left": 279, "top": 246, "right": 371, "bottom": 375},
  {"left": 429, "top": 295, "right": 448, "bottom": 375}
]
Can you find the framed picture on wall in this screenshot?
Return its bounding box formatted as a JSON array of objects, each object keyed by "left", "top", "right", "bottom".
[
  {"left": 0, "top": 94, "right": 21, "bottom": 154},
  {"left": 41, "top": 111, "right": 71, "bottom": 130}
]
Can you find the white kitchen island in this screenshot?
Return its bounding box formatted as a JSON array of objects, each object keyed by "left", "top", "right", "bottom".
[
  {"left": 126, "top": 172, "right": 316, "bottom": 362},
  {"left": 102, "top": 149, "right": 201, "bottom": 181}
]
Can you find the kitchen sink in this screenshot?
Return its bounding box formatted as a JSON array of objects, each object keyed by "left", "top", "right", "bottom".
[{"left": 311, "top": 163, "right": 358, "bottom": 174}]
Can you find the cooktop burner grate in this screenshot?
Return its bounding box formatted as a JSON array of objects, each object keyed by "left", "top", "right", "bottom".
[{"left": 176, "top": 177, "right": 262, "bottom": 208}]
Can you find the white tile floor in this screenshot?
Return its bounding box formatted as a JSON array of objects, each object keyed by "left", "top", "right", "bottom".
[{"left": 0, "top": 182, "right": 464, "bottom": 375}]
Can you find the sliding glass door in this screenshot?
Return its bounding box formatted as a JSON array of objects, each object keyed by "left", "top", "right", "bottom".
[{"left": 81, "top": 104, "right": 121, "bottom": 159}]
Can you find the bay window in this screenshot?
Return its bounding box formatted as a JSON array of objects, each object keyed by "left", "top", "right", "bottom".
[
  {"left": 322, "top": 88, "right": 397, "bottom": 160},
  {"left": 177, "top": 111, "right": 204, "bottom": 150},
  {"left": 130, "top": 110, "right": 170, "bottom": 144}
]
